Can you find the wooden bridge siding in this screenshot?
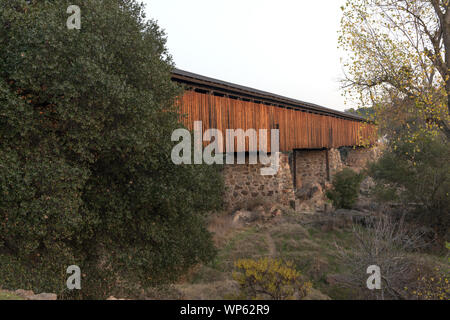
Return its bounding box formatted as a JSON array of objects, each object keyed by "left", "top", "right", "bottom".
[{"left": 176, "top": 91, "right": 376, "bottom": 152}]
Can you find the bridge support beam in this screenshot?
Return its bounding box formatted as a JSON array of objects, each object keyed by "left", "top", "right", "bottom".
[{"left": 325, "top": 148, "right": 330, "bottom": 182}]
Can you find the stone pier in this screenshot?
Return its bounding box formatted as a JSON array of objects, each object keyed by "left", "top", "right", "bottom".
[{"left": 223, "top": 146, "right": 381, "bottom": 212}]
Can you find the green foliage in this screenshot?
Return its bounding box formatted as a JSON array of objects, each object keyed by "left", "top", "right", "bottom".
[
  {"left": 340, "top": 0, "right": 449, "bottom": 243},
  {"left": 0, "top": 290, "right": 24, "bottom": 300},
  {"left": 326, "top": 168, "right": 364, "bottom": 209},
  {"left": 0, "top": 0, "right": 223, "bottom": 298},
  {"left": 233, "top": 258, "right": 312, "bottom": 300},
  {"left": 447, "top": 243, "right": 450, "bottom": 264},
  {"left": 339, "top": 0, "right": 450, "bottom": 140},
  {"left": 345, "top": 106, "right": 375, "bottom": 120},
  {"left": 368, "top": 133, "right": 449, "bottom": 240}
]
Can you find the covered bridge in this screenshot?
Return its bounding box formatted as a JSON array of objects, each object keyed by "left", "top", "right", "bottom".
[
  {"left": 171, "top": 68, "right": 378, "bottom": 210},
  {"left": 172, "top": 68, "right": 376, "bottom": 153}
]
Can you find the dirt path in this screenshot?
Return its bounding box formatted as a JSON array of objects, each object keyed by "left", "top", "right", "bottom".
[{"left": 265, "top": 232, "right": 276, "bottom": 257}]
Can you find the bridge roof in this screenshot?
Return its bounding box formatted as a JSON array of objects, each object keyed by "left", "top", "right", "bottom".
[{"left": 172, "top": 68, "right": 368, "bottom": 122}]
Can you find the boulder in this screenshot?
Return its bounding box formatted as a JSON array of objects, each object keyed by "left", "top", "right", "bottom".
[
  {"left": 333, "top": 209, "right": 376, "bottom": 227},
  {"left": 28, "top": 293, "right": 57, "bottom": 300},
  {"left": 325, "top": 274, "right": 341, "bottom": 286},
  {"left": 14, "top": 289, "right": 34, "bottom": 299},
  {"left": 254, "top": 205, "right": 271, "bottom": 220},
  {"left": 334, "top": 209, "right": 364, "bottom": 216},
  {"left": 324, "top": 182, "right": 333, "bottom": 191},
  {"left": 295, "top": 183, "right": 323, "bottom": 201},
  {"left": 232, "top": 210, "right": 259, "bottom": 224},
  {"left": 302, "top": 288, "right": 331, "bottom": 300},
  {"left": 106, "top": 296, "right": 128, "bottom": 300},
  {"left": 295, "top": 182, "right": 326, "bottom": 213},
  {"left": 271, "top": 209, "right": 282, "bottom": 217},
  {"left": 360, "top": 177, "right": 375, "bottom": 195}
]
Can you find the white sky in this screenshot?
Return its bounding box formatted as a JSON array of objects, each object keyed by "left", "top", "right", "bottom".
[{"left": 144, "top": 0, "right": 349, "bottom": 112}]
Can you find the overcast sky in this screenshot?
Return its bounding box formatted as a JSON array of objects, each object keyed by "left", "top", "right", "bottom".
[{"left": 144, "top": 0, "right": 349, "bottom": 112}]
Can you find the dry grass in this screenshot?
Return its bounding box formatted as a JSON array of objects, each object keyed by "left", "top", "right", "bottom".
[
  {"left": 207, "top": 212, "right": 238, "bottom": 247},
  {"left": 0, "top": 290, "right": 24, "bottom": 300},
  {"left": 173, "top": 212, "right": 448, "bottom": 300},
  {"left": 174, "top": 280, "right": 240, "bottom": 300}
]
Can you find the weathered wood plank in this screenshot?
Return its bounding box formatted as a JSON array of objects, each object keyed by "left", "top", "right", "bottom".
[{"left": 176, "top": 90, "right": 376, "bottom": 152}]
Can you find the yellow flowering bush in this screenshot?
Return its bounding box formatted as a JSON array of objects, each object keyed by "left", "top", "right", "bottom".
[
  {"left": 233, "top": 258, "right": 312, "bottom": 300},
  {"left": 406, "top": 268, "right": 450, "bottom": 301}
]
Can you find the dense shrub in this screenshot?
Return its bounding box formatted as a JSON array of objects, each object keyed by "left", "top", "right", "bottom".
[
  {"left": 326, "top": 168, "right": 364, "bottom": 209},
  {"left": 368, "top": 134, "right": 449, "bottom": 242},
  {"left": 447, "top": 242, "right": 450, "bottom": 262},
  {"left": 0, "top": 0, "right": 223, "bottom": 299},
  {"left": 233, "top": 258, "right": 312, "bottom": 300}
]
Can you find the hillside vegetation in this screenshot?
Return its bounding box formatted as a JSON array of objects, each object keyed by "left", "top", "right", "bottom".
[
  {"left": 0, "top": 0, "right": 223, "bottom": 299},
  {"left": 146, "top": 208, "right": 449, "bottom": 300}
]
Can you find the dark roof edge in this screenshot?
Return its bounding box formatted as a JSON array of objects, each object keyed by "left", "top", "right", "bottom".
[{"left": 171, "top": 68, "right": 369, "bottom": 123}]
